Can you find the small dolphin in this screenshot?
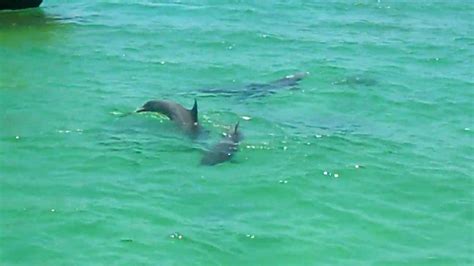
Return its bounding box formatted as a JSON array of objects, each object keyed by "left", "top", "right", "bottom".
[
  {"left": 333, "top": 76, "right": 377, "bottom": 86},
  {"left": 199, "top": 72, "right": 308, "bottom": 98},
  {"left": 201, "top": 122, "right": 242, "bottom": 166},
  {"left": 136, "top": 99, "right": 202, "bottom": 137}
]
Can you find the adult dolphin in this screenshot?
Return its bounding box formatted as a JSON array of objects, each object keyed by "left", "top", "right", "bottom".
[
  {"left": 136, "top": 99, "right": 203, "bottom": 138},
  {"left": 201, "top": 122, "right": 242, "bottom": 166},
  {"left": 198, "top": 72, "right": 308, "bottom": 98}
]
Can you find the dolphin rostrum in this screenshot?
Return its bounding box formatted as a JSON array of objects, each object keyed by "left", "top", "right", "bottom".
[
  {"left": 201, "top": 122, "right": 242, "bottom": 166},
  {"left": 136, "top": 99, "right": 202, "bottom": 137}
]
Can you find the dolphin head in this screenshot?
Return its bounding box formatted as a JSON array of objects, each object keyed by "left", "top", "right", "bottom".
[{"left": 136, "top": 100, "right": 166, "bottom": 113}]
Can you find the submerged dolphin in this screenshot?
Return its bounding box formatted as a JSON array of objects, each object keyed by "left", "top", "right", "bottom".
[
  {"left": 136, "top": 99, "right": 203, "bottom": 138},
  {"left": 201, "top": 122, "right": 242, "bottom": 166},
  {"left": 333, "top": 76, "right": 377, "bottom": 86},
  {"left": 199, "top": 72, "right": 308, "bottom": 98}
]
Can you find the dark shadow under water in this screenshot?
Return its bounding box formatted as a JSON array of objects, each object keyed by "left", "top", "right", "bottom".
[{"left": 0, "top": 8, "right": 61, "bottom": 28}]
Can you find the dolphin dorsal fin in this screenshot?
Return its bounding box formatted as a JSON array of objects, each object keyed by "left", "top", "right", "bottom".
[
  {"left": 234, "top": 122, "right": 240, "bottom": 133},
  {"left": 190, "top": 99, "right": 198, "bottom": 123},
  {"left": 230, "top": 121, "right": 241, "bottom": 142}
]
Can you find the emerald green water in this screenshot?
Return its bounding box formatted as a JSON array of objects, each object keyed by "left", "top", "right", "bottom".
[{"left": 1, "top": 1, "right": 473, "bottom": 265}]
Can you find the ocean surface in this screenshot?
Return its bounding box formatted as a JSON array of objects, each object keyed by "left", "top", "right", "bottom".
[{"left": 1, "top": 1, "right": 473, "bottom": 265}]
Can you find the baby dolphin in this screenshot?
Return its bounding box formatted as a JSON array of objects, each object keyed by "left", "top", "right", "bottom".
[
  {"left": 136, "top": 99, "right": 202, "bottom": 137},
  {"left": 201, "top": 122, "right": 242, "bottom": 166}
]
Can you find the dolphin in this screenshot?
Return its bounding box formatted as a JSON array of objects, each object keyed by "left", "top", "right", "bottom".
[
  {"left": 136, "top": 99, "right": 202, "bottom": 138},
  {"left": 201, "top": 122, "right": 242, "bottom": 166},
  {"left": 198, "top": 72, "right": 308, "bottom": 98},
  {"left": 333, "top": 76, "right": 378, "bottom": 86}
]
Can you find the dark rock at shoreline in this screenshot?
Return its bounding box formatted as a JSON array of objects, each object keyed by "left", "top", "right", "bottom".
[{"left": 0, "top": 0, "right": 43, "bottom": 10}]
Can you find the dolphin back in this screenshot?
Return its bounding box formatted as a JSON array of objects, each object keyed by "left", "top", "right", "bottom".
[
  {"left": 137, "top": 99, "right": 202, "bottom": 138},
  {"left": 270, "top": 72, "right": 309, "bottom": 87}
]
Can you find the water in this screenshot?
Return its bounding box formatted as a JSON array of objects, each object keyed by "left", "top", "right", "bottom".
[{"left": 1, "top": 1, "right": 473, "bottom": 265}]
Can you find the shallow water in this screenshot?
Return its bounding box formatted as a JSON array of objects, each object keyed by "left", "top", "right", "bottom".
[{"left": 1, "top": 1, "right": 473, "bottom": 265}]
